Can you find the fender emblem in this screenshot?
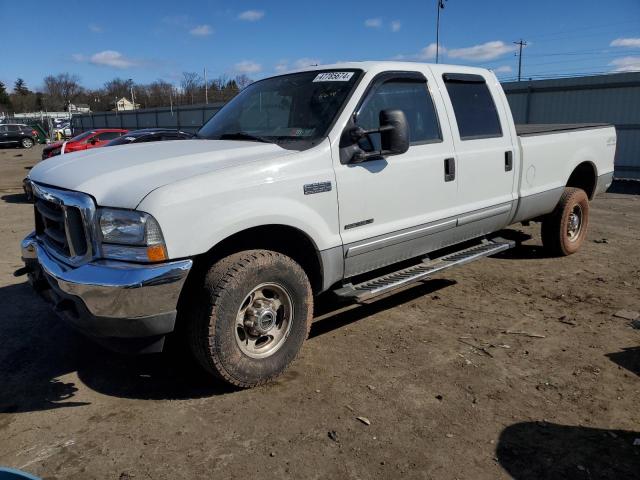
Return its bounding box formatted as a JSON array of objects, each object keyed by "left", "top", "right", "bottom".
[{"left": 304, "top": 182, "right": 332, "bottom": 195}]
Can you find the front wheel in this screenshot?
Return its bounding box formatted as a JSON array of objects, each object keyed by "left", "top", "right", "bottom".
[
  {"left": 21, "top": 137, "right": 34, "bottom": 148},
  {"left": 541, "top": 187, "right": 590, "bottom": 256},
  {"left": 187, "top": 250, "right": 313, "bottom": 388}
]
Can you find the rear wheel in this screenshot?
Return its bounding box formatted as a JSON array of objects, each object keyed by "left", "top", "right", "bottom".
[
  {"left": 20, "top": 137, "right": 34, "bottom": 148},
  {"left": 187, "top": 250, "right": 313, "bottom": 388},
  {"left": 541, "top": 187, "right": 589, "bottom": 256}
]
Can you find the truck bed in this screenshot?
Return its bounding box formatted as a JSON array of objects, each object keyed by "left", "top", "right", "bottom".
[{"left": 516, "top": 123, "right": 610, "bottom": 137}]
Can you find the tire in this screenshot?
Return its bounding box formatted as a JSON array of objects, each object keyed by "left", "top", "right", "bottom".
[
  {"left": 187, "top": 250, "right": 313, "bottom": 388},
  {"left": 21, "top": 137, "right": 34, "bottom": 148},
  {"left": 541, "top": 187, "right": 590, "bottom": 256}
]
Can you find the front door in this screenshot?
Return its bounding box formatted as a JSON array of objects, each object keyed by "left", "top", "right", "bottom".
[{"left": 332, "top": 70, "right": 459, "bottom": 277}]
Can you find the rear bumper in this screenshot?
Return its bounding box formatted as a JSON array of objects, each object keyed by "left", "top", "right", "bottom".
[{"left": 21, "top": 232, "right": 192, "bottom": 353}]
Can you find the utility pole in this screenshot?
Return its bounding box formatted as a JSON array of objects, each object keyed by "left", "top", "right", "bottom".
[
  {"left": 435, "top": 0, "right": 447, "bottom": 63},
  {"left": 514, "top": 39, "right": 527, "bottom": 82}
]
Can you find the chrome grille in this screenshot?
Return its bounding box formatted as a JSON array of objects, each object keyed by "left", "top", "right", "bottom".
[
  {"left": 31, "top": 182, "right": 97, "bottom": 266},
  {"left": 34, "top": 199, "right": 87, "bottom": 257}
]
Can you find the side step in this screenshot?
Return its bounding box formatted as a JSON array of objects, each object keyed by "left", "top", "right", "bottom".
[{"left": 334, "top": 237, "right": 514, "bottom": 302}]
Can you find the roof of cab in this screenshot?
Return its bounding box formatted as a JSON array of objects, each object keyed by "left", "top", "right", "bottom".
[{"left": 285, "top": 60, "right": 495, "bottom": 77}]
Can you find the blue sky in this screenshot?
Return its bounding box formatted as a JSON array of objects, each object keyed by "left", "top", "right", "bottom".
[{"left": 1, "top": 0, "right": 639, "bottom": 91}]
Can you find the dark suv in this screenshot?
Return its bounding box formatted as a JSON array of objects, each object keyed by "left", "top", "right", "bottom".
[{"left": 0, "top": 124, "right": 38, "bottom": 148}]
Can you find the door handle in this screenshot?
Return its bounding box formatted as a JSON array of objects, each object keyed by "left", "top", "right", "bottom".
[
  {"left": 444, "top": 157, "right": 455, "bottom": 182},
  {"left": 505, "top": 151, "right": 513, "bottom": 172}
]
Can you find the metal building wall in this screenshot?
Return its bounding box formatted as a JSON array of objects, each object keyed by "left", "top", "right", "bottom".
[
  {"left": 503, "top": 72, "right": 640, "bottom": 179},
  {"left": 71, "top": 103, "right": 225, "bottom": 135}
]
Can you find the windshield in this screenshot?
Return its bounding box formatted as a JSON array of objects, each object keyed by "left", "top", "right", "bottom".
[
  {"left": 196, "top": 69, "right": 362, "bottom": 149},
  {"left": 69, "top": 131, "right": 94, "bottom": 142}
]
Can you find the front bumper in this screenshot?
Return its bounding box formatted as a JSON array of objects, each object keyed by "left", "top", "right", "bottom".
[{"left": 21, "top": 232, "right": 192, "bottom": 353}]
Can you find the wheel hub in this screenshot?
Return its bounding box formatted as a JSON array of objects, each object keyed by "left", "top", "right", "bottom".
[
  {"left": 567, "top": 205, "right": 582, "bottom": 240},
  {"left": 235, "top": 283, "right": 294, "bottom": 359},
  {"left": 245, "top": 300, "right": 278, "bottom": 335}
]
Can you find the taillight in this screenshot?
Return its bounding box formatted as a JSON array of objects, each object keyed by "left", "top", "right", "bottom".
[{"left": 31, "top": 130, "right": 38, "bottom": 136}]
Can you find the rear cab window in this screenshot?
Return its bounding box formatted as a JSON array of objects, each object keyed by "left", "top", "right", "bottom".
[{"left": 443, "top": 73, "right": 502, "bottom": 140}]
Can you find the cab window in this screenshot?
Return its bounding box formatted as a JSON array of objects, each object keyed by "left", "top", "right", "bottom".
[
  {"left": 443, "top": 74, "right": 502, "bottom": 140},
  {"left": 356, "top": 78, "right": 442, "bottom": 152}
]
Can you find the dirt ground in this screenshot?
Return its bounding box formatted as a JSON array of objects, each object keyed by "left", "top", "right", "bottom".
[{"left": 0, "top": 144, "right": 638, "bottom": 480}]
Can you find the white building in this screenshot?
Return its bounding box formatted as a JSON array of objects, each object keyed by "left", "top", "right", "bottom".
[{"left": 112, "top": 97, "right": 140, "bottom": 111}]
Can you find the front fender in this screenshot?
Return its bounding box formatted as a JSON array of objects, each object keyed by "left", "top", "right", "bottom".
[{"left": 137, "top": 143, "right": 341, "bottom": 259}]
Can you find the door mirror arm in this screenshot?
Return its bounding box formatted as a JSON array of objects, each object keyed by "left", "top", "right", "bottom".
[{"left": 347, "top": 109, "right": 410, "bottom": 163}]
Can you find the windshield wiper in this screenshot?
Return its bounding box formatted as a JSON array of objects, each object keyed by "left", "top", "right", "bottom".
[{"left": 218, "top": 132, "right": 274, "bottom": 143}]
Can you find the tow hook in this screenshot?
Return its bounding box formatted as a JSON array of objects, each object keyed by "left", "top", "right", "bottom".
[{"left": 13, "top": 266, "right": 30, "bottom": 277}]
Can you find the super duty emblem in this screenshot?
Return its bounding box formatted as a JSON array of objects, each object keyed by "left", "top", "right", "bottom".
[{"left": 304, "top": 182, "right": 332, "bottom": 195}]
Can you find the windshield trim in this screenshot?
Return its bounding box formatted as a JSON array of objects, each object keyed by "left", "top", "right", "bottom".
[{"left": 196, "top": 68, "right": 365, "bottom": 150}]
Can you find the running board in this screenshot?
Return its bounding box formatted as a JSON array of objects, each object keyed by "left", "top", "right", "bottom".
[{"left": 334, "top": 238, "right": 514, "bottom": 302}]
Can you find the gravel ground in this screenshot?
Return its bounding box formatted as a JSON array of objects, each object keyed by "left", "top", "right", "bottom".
[{"left": 0, "top": 144, "right": 639, "bottom": 479}]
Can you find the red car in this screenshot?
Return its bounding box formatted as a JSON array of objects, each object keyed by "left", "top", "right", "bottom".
[{"left": 41, "top": 129, "right": 128, "bottom": 160}]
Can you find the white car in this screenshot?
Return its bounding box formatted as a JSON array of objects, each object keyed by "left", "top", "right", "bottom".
[{"left": 21, "top": 61, "right": 615, "bottom": 387}]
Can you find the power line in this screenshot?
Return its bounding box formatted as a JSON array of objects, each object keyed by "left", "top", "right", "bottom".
[{"left": 521, "top": 19, "right": 640, "bottom": 42}]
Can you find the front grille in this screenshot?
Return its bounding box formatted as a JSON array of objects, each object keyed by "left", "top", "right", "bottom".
[{"left": 35, "top": 198, "right": 88, "bottom": 259}]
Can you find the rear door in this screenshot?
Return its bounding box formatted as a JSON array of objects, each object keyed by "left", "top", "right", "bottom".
[
  {"left": 434, "top": 70, "right": 516, "bottom": 225},
  {"left": 6, "top": 125, "right": 22, "bottom": 143},
  {"left": 332, "top": 69, "right": 459, "bottom": 277}
]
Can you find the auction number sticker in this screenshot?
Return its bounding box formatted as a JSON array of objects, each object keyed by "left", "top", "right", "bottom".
[{"left": 313, "top": 72, "right": 354, "bottom": 82}]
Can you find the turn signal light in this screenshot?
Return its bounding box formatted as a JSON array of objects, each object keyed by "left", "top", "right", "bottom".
[{"left": 146, "top": 244, "right": 168, "bottom": 262}]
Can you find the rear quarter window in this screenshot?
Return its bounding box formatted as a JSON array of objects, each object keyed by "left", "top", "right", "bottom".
[{"left": 443, "top": 74, "right": 502, "bottom": 140}]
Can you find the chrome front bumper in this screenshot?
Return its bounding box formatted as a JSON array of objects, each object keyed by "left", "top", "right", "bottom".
[{"left": 21, "top": 232, "right": 192, "bottom": 352}]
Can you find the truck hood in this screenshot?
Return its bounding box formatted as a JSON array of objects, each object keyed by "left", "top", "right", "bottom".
[{"left": 29, "top": 139, "right": 293, "bottom": 208}]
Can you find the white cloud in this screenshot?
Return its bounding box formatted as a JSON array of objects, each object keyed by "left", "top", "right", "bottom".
[
  {"left": 294, "top": 58, "right": 321, "bottom": 69},
  {"left": 275, "top": 60, "right": 289, "bottom": 73},
  {"left": 365, "top": 18, "right": 382, "bottom": 28},
  {"left": 234, "top": 60, "right": 262, "bottom": 74},
  {"left": 447, "top": 41, "right": 517, "bottom": 61},
  {"left": 417, "top": 43, "right": 442, "bottom": 60},
  {"left": 73, "top": 50, "right": 139, "bottom": 69},
  {"left": 610, "top": 56, "right": 640, "bottom": 72},
  {"left": 88, "top": 23, "right": 103, "bottom": 33},
  {"left": 189, "top": 24, "right": 213, "bottom": 36},
  {"left": 391, "top": 20, "right": 401, "bottom": 32},
  {"left": 493, "top": 65, "right": 512, "bottom": 73},
  {"left": 611, "top": 38, "right": 640, "bottom": 48},
  {"left": 273, "top": 58, "right": 321, "bottom": 73},
  {"left": 238, "top": 10, "right": 264, "bottom": 21}
]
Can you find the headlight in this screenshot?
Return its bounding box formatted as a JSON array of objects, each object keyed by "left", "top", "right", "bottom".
[{"left": 98, "top": 208, "right": 167, "bottom": 262}]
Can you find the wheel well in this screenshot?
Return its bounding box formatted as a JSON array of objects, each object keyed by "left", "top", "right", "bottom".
[
  {"left": 192, "top": 225, "right": 324, "bottom": 294},
  {"left": 566, "top": 162, "right": 597, "bottom": 199}
]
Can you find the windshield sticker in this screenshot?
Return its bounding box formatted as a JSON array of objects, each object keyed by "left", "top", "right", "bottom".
[{"left": 313, "top": 72, "right": 354, "bottom": 82}]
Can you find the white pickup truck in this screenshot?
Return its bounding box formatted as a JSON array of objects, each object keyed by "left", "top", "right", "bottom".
[{"left": 21, "top": 62, "right": 615, "bottom": 388}]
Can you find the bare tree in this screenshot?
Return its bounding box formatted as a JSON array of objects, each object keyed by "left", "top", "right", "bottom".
[
  {"left": 181, "top": 72, "right": 202, "bottom": 104},
  {"left": 43, "top": 73, "right": 82, "bottom": 109},
  {"left": 146, "top": 80, "right": 174, "bottom": 108},
  {"left": 103, "top": 78, "right": 134, "bottom": 103},
  {"left": 235, "top": 74, "right": 253, "bottom": 90}
]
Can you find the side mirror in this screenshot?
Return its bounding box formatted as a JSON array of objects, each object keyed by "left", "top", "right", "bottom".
[
  {"left": 349, "top": 109, "right": 409, "bottom": 162},
  {"left": 90, "top": 138, "right": 98, "bottom": 145}
]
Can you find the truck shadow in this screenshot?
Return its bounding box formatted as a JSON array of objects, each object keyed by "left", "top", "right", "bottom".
[
  {"left": 0, "top": 278, "right": 455, "bottom": 412},
  {"left": 310, "top": 278, "right": 456, "bottom": 339},
  {"left": 496, "top": 421, "right": 640, "bottom": 479},
  {"left": 605, "top": 346, "right": 640, "bottom": 377},
  {"left": 1, "top": 193, "right": 30, "bottom": 204}
]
